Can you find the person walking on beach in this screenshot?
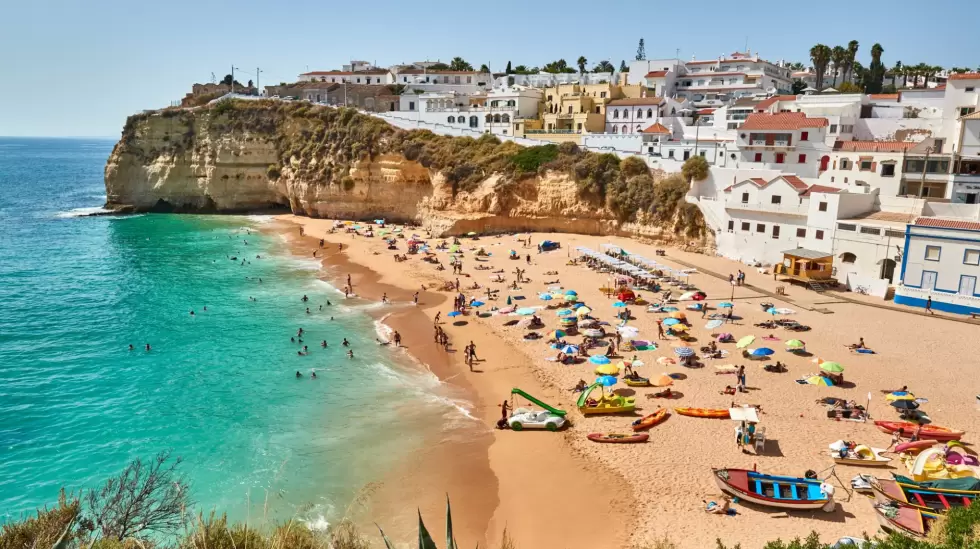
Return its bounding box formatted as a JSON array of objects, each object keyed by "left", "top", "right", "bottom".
[
  {"left": 347, "top": 274, "right": 352, "bottom": 288},
  {"left": 925, "top": 296, "right": 934, "bottom": 315},
  {"left": 497, "top": 400, "right": 511, "bottom": 429},
  {"left": 737, "top": 365, "right": 746, "bottom": 393},
  {"left": 413, "top": 292, "right": 419, "bottom": 305},
  {"left": 434, "top": 311, "right": 441, "bottom": 324},
  {"left": 468, "top": 341, "right": 478, "bottom": 361},
  {"left": 728, "top": 273, "right": 734, "bottom": 285},
  {"left": 393, "top": 331, "right": 401, "bottom": 347},
  {"left": 381, "top": 293, "right": 388, "bottom": 304},
  {"left": 657, "top": 320, "right": 665, "bottom": 340}
]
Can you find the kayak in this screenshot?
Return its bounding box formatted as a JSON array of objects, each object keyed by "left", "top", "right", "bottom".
[
  {"left": 587, "top": 433, "right": 649, "bottom": 443},
  {"left": 632, "top": 408, "right": 670, "bottom": 432},
  {"left": 624, "top": 376, "right": 651, "bottom": 387},
  {"left": 675, "top": 407, "right": 730, "bottom": 419},
  {"left": 895, "top": 440, "right": 937, "bottom": 453},
  {"left": 874, "top": 421, "right": 965, "bottom": 442}
]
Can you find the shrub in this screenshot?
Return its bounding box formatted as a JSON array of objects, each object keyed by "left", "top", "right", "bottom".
[
  {"left": 607, "top": 173, "right": 655, "bottom": 222},
  {"left": 341, "top": 177, "right": 355, "bottom": 191},
  {"left": 211, "top": 100, "right": 235, "bottom": 116},
  {"left": 572, "top": 153, "right": 621, "bottom": 202},
  {"left": 681, "top": 155, "right": 709, "bottom": 182},
  {"left": 511, "top": 144, "right": 559, "bottom": 173}
]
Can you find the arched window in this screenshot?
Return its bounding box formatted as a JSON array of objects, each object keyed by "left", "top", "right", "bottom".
[
  {"left": 612, "top": 126, "right": 618, "bottom": 133},
  {"left": 493, "top": 114, "right": 501, "bottom": 123},
  {"left": 647, "top": 108, "right": 653, "bottom": 118},
  {"left": 507, "top": 100, "right": 515, "bottom": 106},
  {"left": 485, "top": 114, "right": 492, "bottom": 122},
  {"left": 447, "top": 116, "right": 455, "bottom": 123},
  {"left": 613, "top": 109, "right": 619, "bottom": 119},
  {"left": 501, "top": 114, "right": 510, "bottom": 123},
  {"left": 469, "top": 116, "right": 478, "bottom": 128},
  {"left": 840, "top": 252, "right": 857, "bottom": 264},
  {"left": 636, "top": 125, "right": 642, "bottom": 132},
  {"left": 621, "top": 125, "right": 627, "bottom": 133}
]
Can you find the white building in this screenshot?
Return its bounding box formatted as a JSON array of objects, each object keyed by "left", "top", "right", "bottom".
[
  {"left": 604, "top": 97, "right": 667, "bottom": 134},
  {"left": 299, "top": 69, "right": 393, "bottom": 85},
  {"left": 395, "top": 86, "right": 542, "bottom": 135},
  {"left": 495, "top": 72, "right": 614, "bottom": 88},
  {"left": 393, "top": 69, "right": 493, "bottom": 94},
  {"left": 735, "top": 112, "right": 832, "bottom": 177},
  {"left": 894, "top": 217, "right": 980, "bottom": 315}
]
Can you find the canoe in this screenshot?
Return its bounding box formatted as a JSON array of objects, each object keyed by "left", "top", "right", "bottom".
[
  {"left": 712, "top": 468, "right": 834, "bottom": 511},
  {"left": 830, "top": 445, "right": 892, "bottom": 467},
  {"left": 871, "top": 495, "right": 940, "bottom": 539},
  {"left": 587, "top": 433, "right": 649, "bottom": 443},
  {"left": 632, "top": 408, "right": 669, "bottom": 432},
  {"left": 874, "top": 420, "right": 965, "bottom": 442},
  {"left": 895, "top": 440, "right": 937, "bottom": 453},
  {"left": 675, "top": 407, "right": 730, "bottom": 419},
  {"left": 624, "top": 377, "right": 651, "bottom": 387},
  {"left": 871, "top": 475, "right": 980, "bottom": 512}
]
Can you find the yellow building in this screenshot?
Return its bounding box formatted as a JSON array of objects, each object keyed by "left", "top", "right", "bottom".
[{"left": 512, "top": 82, "right": 646, "bottom": 144}]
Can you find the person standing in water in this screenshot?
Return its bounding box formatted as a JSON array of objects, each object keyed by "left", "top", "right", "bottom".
[{"left": 393, "top": 331, "right": 401, "bottom": 347}]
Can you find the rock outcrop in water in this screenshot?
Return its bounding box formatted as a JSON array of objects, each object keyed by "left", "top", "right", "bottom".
[{"left": 105, "top": 100, "right": 710, "bottom": 247}]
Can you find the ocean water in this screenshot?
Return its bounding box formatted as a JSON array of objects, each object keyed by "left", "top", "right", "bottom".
[{"left": 0, "top": 138, "right": 471, "bottom": 527}]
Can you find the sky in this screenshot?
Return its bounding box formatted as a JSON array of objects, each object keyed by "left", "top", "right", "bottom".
[{"left": 1, "top": 0, "right": 978, "bottom": 137}]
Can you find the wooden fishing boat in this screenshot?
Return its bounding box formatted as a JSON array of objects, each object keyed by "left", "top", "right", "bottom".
[
  {"left": 675, "top": 407, "right": 730, "bottom": 419},
  {"left": 587, "top": 433, "right": 649, "bottom": 443},
  {"left": 874, "top": 420, "right": 965, "bottom": 442},
  {"left": 871, "top": 476, "right": 980, "bottom": 512},
  {"left": 632, "top": 408, "right": 669, "bottom": 432},
  {"left": 871, "top": 496, "right": 940, "bottom": 539},
  {"left": 624, "top": 376, "right": 651, "bottom": 387},
  {"left": 829, "top": 444, "right": 893, "bottom": 467},
  {"left": 712, "top": 468, "right": 834, "bottom": 511}
]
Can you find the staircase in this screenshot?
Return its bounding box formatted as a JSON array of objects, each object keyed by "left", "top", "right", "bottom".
[{"left": 808, "top": 281, "right": 829, "bottom": 293}]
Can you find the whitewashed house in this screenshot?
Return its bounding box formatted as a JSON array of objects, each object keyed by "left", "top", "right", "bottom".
[
  {"left": 299, "top": 69, "right": 393, "bottom": 85},
  {"left": 735, "top": 112, "right": 832, "bottom": 177},
  {"left": 894, "top": 217, "right": 980, "bottom": 315}
]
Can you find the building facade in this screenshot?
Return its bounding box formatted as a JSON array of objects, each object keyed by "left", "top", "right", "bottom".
[{"left": 895, "top": 217, "right": 980, "bottom": 315}]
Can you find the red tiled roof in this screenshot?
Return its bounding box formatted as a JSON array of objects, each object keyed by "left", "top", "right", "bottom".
[
  {"left": 687, "top": 60, "right": 719, "bottom": 65},
  {"left": 801, "top": 184, "right": 843, "bottom": 196},
  {"left": 835, "top": 140, "right": 917, "bottom": 152},
  {"left": 645, "top": 71, "right": 668, "bottom": 78},
  {"left": 723, "top": 177, "right": 769, "bottom": 192},
  {"left": 740, "top": 112, "right": 828, "bottom": 130},
  {"left": 607, "top": 97, "right": 665, "bottom": 106},
  {"left": 753, "top": 95, "right": 798, "bottom": 112},
  {"left": 869, "top": 93, "right": 900, "bottom": 100},
  {"left": 697, "top": 108, "right": 716, "bottom": 115},
  {"left": 778, "top": 175, "right": 809, "bottom": 191},
  {"left": 949, "top": 73, "right": 980, "bottom": 81},
  {"left": 914, "top": 217, "right": 980, "bottom": 231},
  {"left": 642, "top": 123, "right": 671, "bottom": 134}
]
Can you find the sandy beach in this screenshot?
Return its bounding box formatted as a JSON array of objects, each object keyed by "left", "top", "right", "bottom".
[{"left": 274, "top": 215, "right": 980, "bottom": 549}]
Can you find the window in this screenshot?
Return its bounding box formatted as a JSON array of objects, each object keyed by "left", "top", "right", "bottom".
[
  {"left": 829, "top": 124, "right": 838, "bottom": 133},
  {"left": 860, "top": 227, "right": 881, "bottom": 235},
  {"left": 408, "top": 101, "right": 415, "bottom": 110},
  {"left": 613, "top": 109, "right": 619, "bottom": 119},
  {"left": 756, "top": 223, "right": 766, "bottom": 233},
  {"left": 600, "top": 91, "right": 607, "bottom": 98},
  {"left": 859, "top": 159, "right": 873, "bottom": 171},
  {"left": 960, "top": 107, "right": 976, "bottom": 117},
  {"left": 647, "top": 108, "right": 653, "bottom": 118},
  {"left": 881, "top": 163, "right": 896, "bottom": 177},
  {"left": 741, "top": 192, "right": 749, "bottom": 203},
  {"left": 611, "top": 126, "right": 618, "bottom": 133},
  {"left": 800, "top": 131, "right": 808, "bottom": 141},
  {"left": 818, "top": 202, "right": 828, "bottom": 212},
  {"left": 772, "top": 225, "right": 780, "bottom": 238},
  {"left": 568, "top": 106, "right": 573, "bottom": 114},
  {"left": 667, "top": 150, "right": 674, "bottom": 158},
  {"left": 840, "top": 158, "right": 851, "bottom": 170},
  {"left": 796, "top": 228, "right": 806, "bottom": 238},
  {"left": 700, "top": 150, "right": 706, "bottom": 157},
  {"left": 754, "top": 153, "right": 763, "bottom": 162},
  {"left": 356, "top": 78, "right": 361, "bottom": 83},
  {"left": 771, "top": 195, "right": 782, "bottom": 204},
  {"left": 838, "top": 223, "right": 856, "bottom": 231},
  {"left": 447, "top": 116, "right": 455, "bottom": 123},
  {"left": 965, "top": 249, "right": 980, "bottom": 266},
  {"left": 885, "top": 229, "right": 905, "bottom": 238},
  {"left": 467, "top": 76, "right": 472, "bottom": 84},
  {"left": 841, "top": 124, "right": 854, "bottom": 133},
  {"left": 967, "top": 87, "right": 976, "bottom": 92},
  {"left": 815, "top": 230, "right": 824, "bottom": 240},
  {"left": 621, "top": 125, "right": 627, "bottom": 133},
  {"left": 925, "top": 245, "right": 941, "bottom": 261},
  {"left": 485, "top": 114, "right": 492, "bottom": 122},
  {"left": 741, "top": 222, "right": 750, "bottom": 231},
  {"left": 798, "top": 154, "right": 807, "bottom": 163},
  {"left": 840, "top": 252, "right": 856, "bottom": 263},
  {"left": 775, "top": 153, "right": 785, "bottom": 164},
  {"left": 727, "top": 220, "right": 734, "bottom": 232},
  {"left": 683, "top": 150, "right": 690, "bottom": 160}
]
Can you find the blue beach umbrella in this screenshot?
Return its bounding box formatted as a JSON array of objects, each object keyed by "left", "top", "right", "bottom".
[
  {"left": 447, "top": 311, "right": 461, "bottom": 317},
  {"left": 766, "top": 307, "right": 779, "bottom": 315},
  {"left": 612, "top": 301, "right": 627, "bottom": 308},
  {"left": 556, "top": 308, "right": 574, "bottom": 317},
  {"left": 595, "top": 375, "right": 618, "bottom": 387},
  {"left": 571, "top": 302, "right": 585, "bottom": 309},
  {"left": 516, "top": 307, "right": 536, "bottom": 316},
  {"left": 718, "top": 302, "right": 734, "bottom": 308},
  {"left": 749, "top": 347, "right": 775, "bottom": 357},
  {"left": 589, "top": 355, "right": 611, "bottom": 365},
  {"left": 705, "top": 319, "right": 724, "bottom": 330},
  {"left": 470, "top": 300, "right": 485, "bottom": 307},
  {"left": 565, "top": 290, "right": 578, "bottom": 296},
  {"left": 560, "top": 344, "right": 579, "bottom": 354},
  {"left": 663, "top": 318, "right": 681, "bottom": 326},
  {"left": 539, "top": 293, "right": 553, "bottom": 301},
  {"left": 674, "top": 347, "right": 695, "bottom": 357}
]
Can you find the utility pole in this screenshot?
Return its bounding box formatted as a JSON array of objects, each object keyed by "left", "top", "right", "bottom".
[
  {"left": 256, "top": 67, "right": 263, "bottom": 96},
  {"left": 231, "top": 65, "right": 242, "bottom": 94}
]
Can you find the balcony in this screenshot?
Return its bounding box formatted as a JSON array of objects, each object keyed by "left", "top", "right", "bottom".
[
  {"left": 950, "top": 173, "right": 980, "bottom": 185},
  {"left": 725, "top": 201, "right": 808, "bottom": 216}
]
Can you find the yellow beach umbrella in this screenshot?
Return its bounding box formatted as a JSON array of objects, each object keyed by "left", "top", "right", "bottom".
[
  {"left": 670, "top": 311, "right": 687, "bottom": 320},
  {"left": 595, "top": 363, "right": 620, "bottom": 376},
  {"left": 886, "top": 392, "right": 916, "bottom": 402},
  {"left": 576, "top": 306, "right": 593, "bottom": 317},
  {"left": 654, "top": 374, "right": 674, "bottom": 387},
  {"left": 736, "top": 335, "right": 756, "bottom": 349},
  {"left": 670, "top": 324, "right": 689, "bottom": 332}
]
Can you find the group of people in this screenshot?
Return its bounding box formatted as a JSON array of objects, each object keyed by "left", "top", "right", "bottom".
[{"left": 728, "top": 270, "right": 747, "bottom": 286}]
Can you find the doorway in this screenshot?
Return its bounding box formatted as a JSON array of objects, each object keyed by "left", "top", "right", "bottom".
[
  {"left": 879, "top": 258, "right": 896, "bottom": 283},
  {"left": 921, "top": 271, "right": 937, "bottom": 291}
]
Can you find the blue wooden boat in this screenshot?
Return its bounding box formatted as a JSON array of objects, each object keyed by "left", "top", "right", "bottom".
[{"left": 712, "top": 468, "right": 834, "bottom": 511}]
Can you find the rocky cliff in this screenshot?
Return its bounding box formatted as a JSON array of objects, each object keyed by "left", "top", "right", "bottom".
[{"left": 105, "top": 100, "right": 710, "bottom": 248}]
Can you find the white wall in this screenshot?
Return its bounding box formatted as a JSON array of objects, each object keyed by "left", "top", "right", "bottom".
[
  {"left": 854, "top": 118, "right": 942, "bottom": 141},
  {"left": 368, "top": 111, "right": 547, "bottom": 146},
  {"left": 901, "top": 226, "right": 980, "bottom": 295}
]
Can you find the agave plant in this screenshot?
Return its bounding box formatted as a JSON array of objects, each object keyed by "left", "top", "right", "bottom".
[{"left": 378, "top": 495, "right": 469, "bottom": 549}]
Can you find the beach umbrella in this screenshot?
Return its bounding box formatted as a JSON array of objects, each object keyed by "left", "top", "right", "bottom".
[
  {"left": 820, "top": 361, "right": 845, "bottom": 373},
  {"left": 556, "top": 308, "right": 573, "bottom": 317},
  {"left": 749, "top": 347, "right": 775, "bottom": 357},
  {"left": 654, "top": 374, "right": 674, "bottom": 387},
  {"left": 663, "top": 318, "right": 681, "bottom": 326},
  {"left": 775, "top": 308, "right": 796, "bottom": 315},
  {"left": 766, "top": 307, "right": 779, "bottom": 315},
  {"left": 662, "top": 306, "right": 679, "bottom": 312},
  {"left": 785, "top": 339, "right": 806, "bottom": 350},
  {"left": 582, "top": 328, "right": 604, "bottom": 338},
  {"left": 516, "top": 307, "right": 536, "bottom": 316},
  {"left": 669, "top": 311, "right": 687, "bottom": 320},
  {"left": 552, "top": 330, "right": 567, "bottom": 339},
  {"left": 705, "top": 319, "right": 724, "bottom": 330},
  {"left": 571, "top": 302, "right": 586, "bottom": 309},
  {"left": 679, "top": 291, "right": 697, "bottom": 301},
  {"left": 467, "top": 231, "right": 477, "bottom": 236},
  {"left": 449, "top": 245, "right": 461, "bottom": 253},
  {"left": 595, "top": 375, "right": 618, "bottom": 387},
  {"left": 718, "top": 302, "right": 734, "bottom": 308},
  {"left": 626, "top": 359, "right": 645, "bottom": 368},
  {"left": 565, "top": 290, "right": 578, "bottom": 296},
  {"left": 559, "top": 344, "right": 579, "bottom": 354},
  {"left": 564, "top": 295, "right": 579, "bottom": 303},
  {"left": 674, "top": 347, "right": 695, "bottom": 357},
  {"left": 447, "top": 311, "right": 461, "bottom": 317},
  {"left": 589, "top": 355, "right": 612, "bottom": 365},
  {"left": 612, "top": 301, "right": 627, "bottom": 308},
  {"left": 736, "top": 335, "right": 756, "bottom": 349},
  {"left": 806, "top": 375, "right": 834, "bottom": 386},
  {"left": 670, "top": 324, "right": 689, "bottom": 332},
  {"left": 470, "top": 300, "right": 485, "bottom": 307},
  {"left": 887, "top": 393, "right": 916, "bottom": 402},
  {"left": 578, "top": 319, "right": 597, "bottom": 328},
  {"left": 657, "top": 357, "right": 677, "bottom": 365},
  {"left": 539, "top": 293, "right": 553, "bottom": 301},
  {"left": 595, "top": 363, "right": 620, "bottom": 376},
  {"left": 891, "top": 400, "right": 919, "bottom": 410},
  {"left": 575, "top": 306, "right": 593, "bottom": 316}
]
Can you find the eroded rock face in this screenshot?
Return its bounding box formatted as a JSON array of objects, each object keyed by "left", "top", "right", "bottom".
[{"left": 104, "top": 108, "right": 712, "bottom": 251}]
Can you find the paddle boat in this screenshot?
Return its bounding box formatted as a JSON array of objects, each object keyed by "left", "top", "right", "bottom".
[
  {"left": 632, "top": 408, "right": 669, "bottom": 431},
  {"left": 587, "top": 432, "right": 649, "bottom": 443},
  {"left": 675, "top": 407, "right": 730, "bottom": 419},
  {"left": 872, "top": 498, "right": 940, "bottom": 540},
  {"left": 902, "top": 447, "right": 978, "bottom": 482},
  {"left": 712, "top": 468, "right": 836, "bottom": 511},
  {"left": 577, "top": 383, "right": 636, "bottom": 415},
  {"left": 874, "top": 420, "right": 965, "bottom": 442},
  {"left": 871, "top": 474, "right": 980, "bottom": 512},
  {"left": 828, "top": 441, "right": 892, "bottom": 467}
]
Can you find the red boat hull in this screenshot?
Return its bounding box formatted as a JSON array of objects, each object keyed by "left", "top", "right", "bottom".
[
  {"left": 587, "top": 433, "right": 649, "bottom": 443},
  {"left": 874, "top": 421, "right": 964, "bottom": 442}
]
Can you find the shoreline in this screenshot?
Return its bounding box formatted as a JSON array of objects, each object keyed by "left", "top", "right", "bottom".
[{"left": 271, "top": 217, "right": 634, "bottom": 549}]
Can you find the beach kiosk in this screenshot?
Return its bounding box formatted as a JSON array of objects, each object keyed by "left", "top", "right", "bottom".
[{"left": 775, "top": 248, "right": 837, "bottom": 288}]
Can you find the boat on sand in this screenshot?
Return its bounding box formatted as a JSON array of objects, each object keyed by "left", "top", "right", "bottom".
[
  {"left": 828, "top": 441, "right": 892, "bottom": 467},
  {"left": 587, "top": 433, "right": 649, "bottom": 443},
  {"left": 872, "top": 494, "right": 940, "bottom": 539},
  {"left": 577, "top": 383, "right": 636, "bottom": 415},
  {"left": 874, "top": 420, "right": 964, "bottom": 442},
  {"left": 675, "top": 407, "right": 730, "bottom": 419},
  {"left": 712, "top": 468, "right": 836, "bottom": 511},
  {"left": 871, "top": 475, "right": 980, "bottom": 511},
  {"left": 632, "top": 408, "right": 669, "bottom": 431}
]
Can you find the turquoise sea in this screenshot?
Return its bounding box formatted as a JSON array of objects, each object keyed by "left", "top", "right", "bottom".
[{"left": 0, "top": 138, "right": 472, "bottom": 527}]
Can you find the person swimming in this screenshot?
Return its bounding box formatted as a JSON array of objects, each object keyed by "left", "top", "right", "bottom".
[
  {"left": 303, "top": 345, "right": 308, "bottom": 353},
  {"left": 327, "top": 300, "right": 332, "bottom": 306},
  {"left": 342, "top": 338, "right": 350, "bottom": 347},
  {"left": 128, "top": 344, "right": 134, "bottom": 351},
  {"left": 298, "top": 328, "right": 304, "bottom": 337},
  {"left": 347, "top": 350, "right": 354, "bottom": 359},
  {"left": 321, "top": 340, "right": 327, "bottom": 347},
  {"left": 296, "top": 371, "right": 302, "bottom": 378},
  {"left": 190, "top": 310, "right": 195, "bottom": 316},
  {"left": 306, "top": 308, "right": 311, "bottom": 314},
  {"left": 311, "top": 370, "right": 317, "bottom": 379},
  {"left": 302, "top": 295, "right": 309, "bottom": 302},
  {"left": 145, "top": 343, "right": 151, "bottom": 351},
  {"left": 291, "top": 337, "right": 296, "bottom": 343}
]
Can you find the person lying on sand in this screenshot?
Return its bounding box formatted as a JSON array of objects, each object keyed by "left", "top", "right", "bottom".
[
  {"left": 720, "top": 386, "right": 736, "bottom": 395},
  {"left": 846, "top": 337, "right": 866, "bottom": 350},
  {"left": 704, "top": 496, "right": 734, "bottom": 515},
  {"left": 571, "top": 379, "right": 587, "bottom": 392}
]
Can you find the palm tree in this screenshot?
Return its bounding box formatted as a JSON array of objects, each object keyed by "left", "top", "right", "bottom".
[
  {"left": 844, "top": 40, "right": 860, "bottom": 82},
  {"left": 809, "top": 44, "right": 832, "bottom": 90},
  {"left": 449, "top": 57, "right": 473, "bottom": 71},
  {"left": 577, "top": 56, "right": 588, "bottom": 75},
  {"left": 891, "top": 61, "right": 902, "bottom": 89},
  {"left": 950, "top": 67, "right": 968, "bottom": 74},
  {"left": 593, "top": 60, "right": 614, "bottom": 73},
  {"left": 831, "top": 46, "right": 847, "bottom": 86},
  {"left": 789, "top": 62, "right": 806, "bottom": 71}
]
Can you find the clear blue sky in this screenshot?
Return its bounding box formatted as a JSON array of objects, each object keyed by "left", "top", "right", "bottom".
[{"left": 1, "top": 0, "right": 977, "bottom": 137}]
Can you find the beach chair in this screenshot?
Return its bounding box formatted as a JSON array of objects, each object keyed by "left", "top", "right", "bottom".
[{"left": 753, "top": 427, "right": 767, "bottom": 453}]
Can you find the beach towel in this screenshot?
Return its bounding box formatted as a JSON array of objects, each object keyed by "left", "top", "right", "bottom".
[{"left": 854, "top": 348, "right": 875, "bottom": 354}]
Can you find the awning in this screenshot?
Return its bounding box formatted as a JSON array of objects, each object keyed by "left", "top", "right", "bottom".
[
  {"left": 729, "top": 406, "right": 760, "bottom": 423},
  {"left": 782, "top": 248, "right": 833, "bottom": 260}
]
